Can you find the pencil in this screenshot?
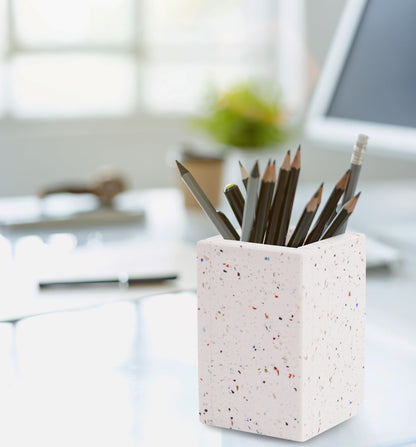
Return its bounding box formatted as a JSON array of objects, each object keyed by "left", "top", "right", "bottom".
[
  {"left": 39, "top": 274, "right": 178, "bottom": 289},
  {"left": 287, "top": 183, "right": 323, "bottom": 247},
  {"left": 334, "top": 134, "right": 368, "bottom": 235},
  {"left": 216, "top": 210, "right": 240, "bottom": 240},
  {"left": 251, "top": 161, "right": 276, "bottom": 242},
  {"left": 241, "top": 161, "right": 260, "bottom": 241},
  {"left": 224, "top": 183, "right": 245, "bottom": 227},
  {"left": 239, "top": 161, "right": 249, "bottom": 191},
  {"left": 176, "top": 160, "right": 238, "bottom": 240},
  {"left": 304, "top": 170, "right": 349, "bottom": 245},
  {"left": 276, "top": 146, "right": 301, "bottom": 245},
  {"left": 264, "top": 150, "right": 291, "bottom": 245},
  {"left": 320, "top": 193, "right": 361, "bottom": 240}
]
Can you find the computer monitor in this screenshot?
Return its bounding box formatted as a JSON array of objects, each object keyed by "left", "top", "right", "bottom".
[{"left": 305, "top": 0, "right": 416, "bottom": 157}]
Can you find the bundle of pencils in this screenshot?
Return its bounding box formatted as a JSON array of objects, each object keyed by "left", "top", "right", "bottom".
[{"left": 176, "top": 134, "right": 368, "bottom": 247}]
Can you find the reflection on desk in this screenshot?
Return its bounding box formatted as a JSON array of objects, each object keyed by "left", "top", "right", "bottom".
[{"left": 0, "top": 290, "right": 415, "bottom": 447}]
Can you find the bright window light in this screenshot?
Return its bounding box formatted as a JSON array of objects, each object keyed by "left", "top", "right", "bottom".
[
  {"left": 13, "top": 0, "right": 134, "bottom": 46},
  {"left": 10, "top": 54, "right": 137, "bottom": 118},
  {"left": 0, "top": 0, "right": 304, "bottom": 119}
]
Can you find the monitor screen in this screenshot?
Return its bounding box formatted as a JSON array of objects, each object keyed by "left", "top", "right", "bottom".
[{"left": 326, "top": 0, "right": 416, "bottom": 129}]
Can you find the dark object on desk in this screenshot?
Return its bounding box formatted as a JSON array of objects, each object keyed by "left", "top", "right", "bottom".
[
  {"left": 39, "top": 170, "right": 127, "bottom": 207},
  {"left": 39, "top": 273, "right": 178, "bottom": 289}
]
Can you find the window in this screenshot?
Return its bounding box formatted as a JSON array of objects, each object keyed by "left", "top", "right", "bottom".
[{"left": 0, "top": 0, "right": 304, "bottom": 119}]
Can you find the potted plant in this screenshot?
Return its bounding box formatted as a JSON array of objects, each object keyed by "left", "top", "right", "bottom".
[
  {"left": 191, "top": 81, "right": 289, "bottom": 151},
  {"left": 190, "top": 81, "right": 290, "bottom": 194}
]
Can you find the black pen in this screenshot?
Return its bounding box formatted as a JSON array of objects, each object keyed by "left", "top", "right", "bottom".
[{"left": 39, "top": 273, "right": 178, "bottom": 289}]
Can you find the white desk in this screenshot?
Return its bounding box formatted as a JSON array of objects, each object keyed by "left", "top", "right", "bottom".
[{"left": 0, "top": 185, "right": 415, "bottom": 446}]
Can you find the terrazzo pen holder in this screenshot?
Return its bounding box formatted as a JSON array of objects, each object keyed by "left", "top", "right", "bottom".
[{"left": 197, "top": 232, "right": 366, "bottom": 442}]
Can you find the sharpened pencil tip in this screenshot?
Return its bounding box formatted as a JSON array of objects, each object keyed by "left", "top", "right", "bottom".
[
  {"left": 336, "top": 169, "right": 350, "bottom": 190},
  {"left": 344, "top": 192, "right": 360, "bottom": 213},
  {"left": 291, "top": 146, "right": 301, "bottom": 169},
  {"left": 263, "top": 161, "right": 276, "bottom": 182},
  {"left": 251, "top": 160, "right": 260, "bottom": 177},
  {"left": 239, "top": 161, "right": 249, "bottom": 179},
  {"left": 281, "top": 150, "right": 291, "bottom": 170},
  {"left": 176, "top": 160, "right": 188, "bottom": 176}
]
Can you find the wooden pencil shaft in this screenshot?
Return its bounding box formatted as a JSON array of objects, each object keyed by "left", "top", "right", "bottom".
[
  {"left": 224, "top": 184, "right": 245, "bottom": 226},
  {"left": 217, "top": 210, "right": 239, "bottom": 240},
  {"left": 320, "top": 209, "right": 350, "bottom": 240},
  {"left": 252, "top": 181, "right": 275, "bottom": 243},
  {"left": 177, "top": 163, "right": 237, "bottom": 240},
  {"left": 335, "top": 165, "right": 361, "bottom": 236},
  {"left": 239, "top": 161, "right": 249, "bottom": 191},
  {"left": 343, "top": 164, "right": 361, "bottom": 205},
  {"left": 264, "top": 168, "right": 290, "bottom": 245},
  {"left": 337, "top": 135, "right": 367, "bottom": 234},
  {"left": 241, "top": 163, "right": 260, "bottom": 241},
  {"left": 287, "top": 210, "right": 316, "bottom": 247},
  {"left": 276, "top": 167, "right": 300, "bottom": 245},
  {"left": 305, "top": 187, "right": 343, "bottom": 244}
]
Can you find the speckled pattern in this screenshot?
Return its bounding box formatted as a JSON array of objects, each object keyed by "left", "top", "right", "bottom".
[{"left": 197, "top": 233, "right": 366, "bottom": 442}]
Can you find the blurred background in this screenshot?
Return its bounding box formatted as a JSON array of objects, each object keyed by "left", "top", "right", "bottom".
[
  {"left": 0, "top": 0, "right": 414, "bottom": 197},
  {"left": 0, "top": 2, "right": 415, "bottom": 445}
]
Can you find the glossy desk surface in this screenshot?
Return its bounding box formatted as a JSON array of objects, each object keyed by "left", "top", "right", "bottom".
[{"left": 0, "top": 185, "right": 415, "bottom": 446}]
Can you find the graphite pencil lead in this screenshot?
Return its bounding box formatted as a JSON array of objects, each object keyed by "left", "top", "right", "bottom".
[
  {"left": 336, "top": 170, "right": 350, "bottom": 190},
  {"left": 176, "top": 160, "right": 188, "bottom": 176}
]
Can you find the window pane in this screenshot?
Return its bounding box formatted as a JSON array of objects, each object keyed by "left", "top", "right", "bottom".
[
  {"left": 13, "top": 0, "right": 134, "bottom": 47},
  {"left": 9, "top": 54, "right": 136, "bottom": 118},
  {"left": 142, "top": 63, "right": 272, "bottom": 114},
  {"left": 144, "top": 0, "right": 277, "bottom": 47}
]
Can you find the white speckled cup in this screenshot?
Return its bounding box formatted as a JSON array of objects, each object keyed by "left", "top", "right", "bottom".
[{"left": 197, "top": 232, "right": 366, "bottom": 442}]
